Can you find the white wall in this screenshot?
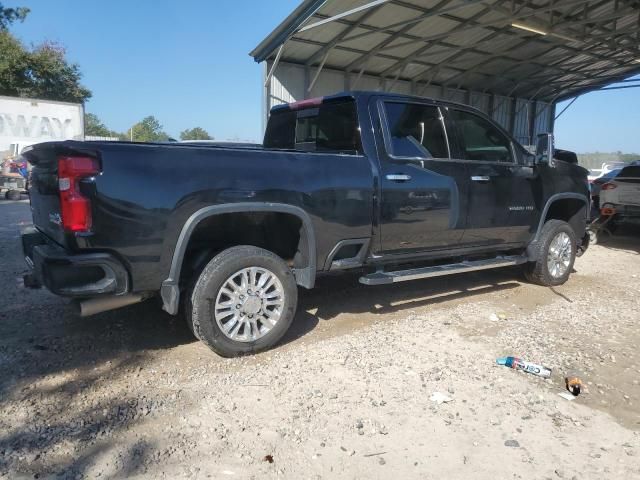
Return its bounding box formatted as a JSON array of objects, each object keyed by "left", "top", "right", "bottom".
[{"left": 0, "top": 96, "right": 84, "bottom": 154}]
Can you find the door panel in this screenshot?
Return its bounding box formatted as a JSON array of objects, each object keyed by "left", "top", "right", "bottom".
[
  {"left": 464, "top": 163, "right": 538, "bottom": 245},
  {"left": 375, "top": 100, "right": 468, "bottom": 254},
  {"left": 379, "top": 160, "right": 467, "bottom": 253},
  {"left": 445, "top": 108, "right": 538, "bottom": 246}
]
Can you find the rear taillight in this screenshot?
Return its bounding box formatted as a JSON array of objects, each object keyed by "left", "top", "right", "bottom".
[
  {"left": 601, "top": 207, "right": 616, "bottom": 216},
  {"left": 58, "top": 156, "right": 100, "bottom": 232},
  {"left": 601, "top": 182, "right": 617, "bottom": 190}
]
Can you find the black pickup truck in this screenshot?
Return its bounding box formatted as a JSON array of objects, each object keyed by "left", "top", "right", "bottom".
[{"left": 21, "top": 91, "right": 590, "bottom": 357}]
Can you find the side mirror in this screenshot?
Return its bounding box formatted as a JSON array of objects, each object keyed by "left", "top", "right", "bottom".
[{"left": 535, "top": 133, "right": 555, "bottom": 166}]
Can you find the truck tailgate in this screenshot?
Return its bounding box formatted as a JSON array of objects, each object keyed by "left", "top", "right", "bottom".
[{"left": 23, "top": 142, "right": 98, "bottom": 247}]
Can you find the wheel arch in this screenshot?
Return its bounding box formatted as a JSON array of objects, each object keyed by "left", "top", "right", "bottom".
[
  {"left": 161, "top": 203, "right": 316, "bottom": 315},
  {"left": 534, "top": 193, "right": 589, "bottom": 243}
]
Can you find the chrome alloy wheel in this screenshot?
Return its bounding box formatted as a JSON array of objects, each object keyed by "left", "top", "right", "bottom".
[
  {"left": 214, "top": 267, "right": 285, "bottom": 342},
  {"left": 547, "top": 231, "right": 572, "bottom": 279}
]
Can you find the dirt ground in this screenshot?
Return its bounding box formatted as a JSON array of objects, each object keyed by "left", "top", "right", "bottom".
[{"left": 1, "top": 199, "right": 639, "bottom": 479}]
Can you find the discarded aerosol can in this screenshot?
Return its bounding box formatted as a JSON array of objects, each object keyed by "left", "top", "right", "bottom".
[{"left": 496, "top": 356, "right": 552, "bottom": 378}]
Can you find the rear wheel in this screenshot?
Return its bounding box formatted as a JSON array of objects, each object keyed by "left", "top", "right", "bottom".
[
  {"left": 524, "top": 220, "right": 576, "bottom": 286},
  {"left": 186, "top": 245, "right": 298, "bottom": 357}
]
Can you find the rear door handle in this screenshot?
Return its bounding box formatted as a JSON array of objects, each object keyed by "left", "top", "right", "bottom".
[
  {"left": 386, "top": 174, "right": 412, "bottom": 182},
  {"left": 471, "top": 176, "right": 490, "bottom": 182}
]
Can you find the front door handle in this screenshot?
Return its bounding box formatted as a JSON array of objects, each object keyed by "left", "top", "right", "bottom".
[
  {"left": 386, "top": 174, "right": 412, "bottom": 182},
  {"left": 471, "top": 175, "right": 490, "bottom": 182}
]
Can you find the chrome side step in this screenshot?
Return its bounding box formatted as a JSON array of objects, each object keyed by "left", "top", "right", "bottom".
[{"left": 359, "top": 255, "right": 528, "bottom": 286}]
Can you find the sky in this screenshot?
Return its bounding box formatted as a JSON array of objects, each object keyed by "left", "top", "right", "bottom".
[
  {"left": 11, "top": 0, "right": 301, "bottom": 142},
  {"left": 9, "top": 0, "right": 640, "bottom": 151}
]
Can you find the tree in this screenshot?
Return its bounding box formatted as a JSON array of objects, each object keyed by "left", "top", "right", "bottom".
[
  {"left": 180, "top": 127, "right": 212, "bottom": 141},
  {"left": 129, "top": 116, "right": 168, "bottom": 142},
  {"left": 0, "top": 2, "right": 29, "bottom": 30},
  {"left": 84, "top": 113, "right": 121, "bottom": 138},
  {"left": 0, "top": 32, "right": 91, "bottom": 103}
]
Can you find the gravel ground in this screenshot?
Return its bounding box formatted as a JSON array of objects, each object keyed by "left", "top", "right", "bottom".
[{"left": 1, "top": 199, "right": 639, "bottom": 479}]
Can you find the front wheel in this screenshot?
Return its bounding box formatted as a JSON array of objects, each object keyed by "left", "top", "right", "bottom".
[
  {"left": 186, "top": 246, "right": 298, "bottom": 357},
  {"left": 524, "top": 220, "right": 577, "bottom": 286}
]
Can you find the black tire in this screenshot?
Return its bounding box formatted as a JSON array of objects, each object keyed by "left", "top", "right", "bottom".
[
  {"left": 186, "top": 245, "right": 298, "bottom": 357},
  {"left": 5, "top": 190, "right": 21, "bottom": 201},
  {"left": 524, "top": 219, "right": 577, "bottom": 286}
]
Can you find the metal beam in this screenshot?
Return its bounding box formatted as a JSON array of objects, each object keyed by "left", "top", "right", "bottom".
[
  {"left": 379, "top": 0, "right": 639, "bottom": 76},
  {"left": 264, "top": 44, "right": 284, "bottom": 88},
  {"left": 332, "top": 0, "right": 629, "bottom": 86},
  {"left": 308, "top": 51, "right": 330, "bottom": 92},
  {"left": 298, "top": 0, "right": 392, "bottom": 33},
  {"left": 554, "top": 95, "right": 579, "bottom": 120},
  {"left": 343, "top": 0, "right": 455, "bottom": 73},
  {"left": 305, "top": 3, "right": 384, "bottom": 66},
  {"left": 363, "top": 0, "right": 592, "bottom": 56}
]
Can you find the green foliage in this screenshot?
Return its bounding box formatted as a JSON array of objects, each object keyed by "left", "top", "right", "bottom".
[
  {"left": 180, "top": 127, "right": 212, "bottom": 141},
  {"left": 0, "top": 31, "right": 91, "bottom": 103},
  {"left": 84, "top": 113, "right": 122, "bottom": 138},
  {"left": 129, "top": 116, "right": 169, "bottom": 142},
  {"left": 577, "top": 152, "right": 640, "bottom": 170},
  {"left": 0, "top": 2, "right": 29, "bottom": 30}
]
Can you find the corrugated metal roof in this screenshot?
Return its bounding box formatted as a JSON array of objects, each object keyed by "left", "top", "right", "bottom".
[{"left": 250, "top": 0, "right": 640, "bottom": 101}]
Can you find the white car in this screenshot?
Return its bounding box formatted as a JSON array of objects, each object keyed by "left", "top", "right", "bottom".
[
  {"left": 599, "top": 164, "right": 640, "bottom": 223},
  {"left": 588, "top": 161, "right": 628, "bottom": 183}
]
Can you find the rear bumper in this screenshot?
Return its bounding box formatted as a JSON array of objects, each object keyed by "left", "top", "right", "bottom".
[{"left": 21, "top": 227, "right": 129, "bottom": 297}]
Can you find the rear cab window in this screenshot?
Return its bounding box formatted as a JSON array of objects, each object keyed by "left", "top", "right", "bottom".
[{"left": 264, "top": 100, "right": 362, "bottom": 154}]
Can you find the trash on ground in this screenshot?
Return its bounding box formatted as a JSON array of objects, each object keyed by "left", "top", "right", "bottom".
[
  {"left": 496, "top": 356, "right": 552, "bottom": 378},
  {"left": 430, "top": 392, "right": 453, "bottom": 404},
  {"left": 263, "top": 454, "right": 274, "bottom": 463},
  {"left": 489, "top": 312, "right": 508, "bottom": 322},
  {"left": 558, "top": 392, "right": 576, "bottom": 401},
  {"left": 565, "top": 376, "right": 583, "bottom": 396}
]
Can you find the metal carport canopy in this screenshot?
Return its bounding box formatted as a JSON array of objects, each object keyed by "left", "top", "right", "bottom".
[{"left": 251, "top": 0, "right": 640, "bottom": 104}]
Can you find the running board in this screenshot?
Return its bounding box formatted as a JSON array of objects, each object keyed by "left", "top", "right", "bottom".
[{"left": 359, "top": 255, "right": 528, "bottom": 286}]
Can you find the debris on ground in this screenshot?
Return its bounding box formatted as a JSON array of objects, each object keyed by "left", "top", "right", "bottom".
[
  {"left": 558, "top": 392, "right": 577, "bottom": 401},
  {"left": 429, "top": 392, "right": 453, "bottom": 404},
  {"left": 565, "top": 376, "right": 583, "bottom": 396},
  {"left": 496, "top": 356, "right": 552, "bottom": 378}
]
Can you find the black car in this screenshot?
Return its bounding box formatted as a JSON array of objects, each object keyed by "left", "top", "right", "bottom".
[{"left": 21, "top": 91, "right": 590, "bottom": 356}]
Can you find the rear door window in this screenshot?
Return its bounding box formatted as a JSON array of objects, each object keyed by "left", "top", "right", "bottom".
[
  {"left": 264, "top": 100, "right": 361, "bottom": 154},
  {"left": 264, "top": 110, "right": 295, "bottom": 149},
  {"left": 449, "top": 109, "right": 513, "bottom": 163},
  {"left": 382, "top": 102, "right": 449, "bottom": 159}
]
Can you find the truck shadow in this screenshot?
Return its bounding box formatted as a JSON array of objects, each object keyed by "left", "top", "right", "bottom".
[
  {"left": 281, "top": 267, "right": 523, "bottom": 346},
  {"left": 594, "top": 224, "right": 640, "bottom": 254}
]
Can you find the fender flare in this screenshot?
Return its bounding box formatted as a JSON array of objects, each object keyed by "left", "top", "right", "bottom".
[
  {"left": 160, "top": 203, "right": 317, "bottom": 315},
  {"left": 533, "top": 193, "right": 589, "bottom": 243}
]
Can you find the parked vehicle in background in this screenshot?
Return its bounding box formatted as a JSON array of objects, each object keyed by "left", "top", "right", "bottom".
[
  {"left": 21, "top": 92, "right": 590, "bottom": 357},
  {"left": 599, "top": 163, "right": 640, "bottom": 225},
  {"left": 588, "top": 161, "right": 627, "bottom": 183},
  {"left": 591, "top": 167, "right": 623, "bottom": 210}
]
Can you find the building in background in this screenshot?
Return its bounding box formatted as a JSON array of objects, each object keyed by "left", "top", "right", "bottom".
[{"left": 0, "top": 96, "right": 84, "bottom": 161}]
